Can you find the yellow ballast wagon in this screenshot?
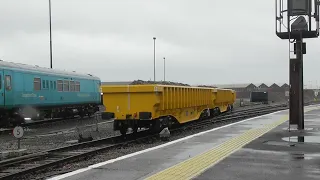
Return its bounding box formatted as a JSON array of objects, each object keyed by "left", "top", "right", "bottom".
[{"left": 101, "top": 84, "right": 235, "bottom": 135}]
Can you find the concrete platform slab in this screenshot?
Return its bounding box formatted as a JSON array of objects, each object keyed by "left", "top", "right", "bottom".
[
  {"left": 49, "top": 105, "right": 320, "bottom": 180},
  {"left": 195, "top": 107, "right": 320, "bottom": 180}
]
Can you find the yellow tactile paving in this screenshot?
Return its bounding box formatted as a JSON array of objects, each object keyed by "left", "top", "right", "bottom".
[{"left": 146, "top": 107, "right": 318, "bottom": 180}]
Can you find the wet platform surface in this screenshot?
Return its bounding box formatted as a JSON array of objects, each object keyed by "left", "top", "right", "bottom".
[
  {"left": 49, "top": 105, "right": 320, "bottom": 180},
  {"left": 195, "top": 107, "right": 320, "bottom": 180}
]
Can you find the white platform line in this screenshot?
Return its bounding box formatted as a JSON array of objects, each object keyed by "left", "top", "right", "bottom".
[{"left": 47, "top": 107, "right": 311, "bottom": 180}]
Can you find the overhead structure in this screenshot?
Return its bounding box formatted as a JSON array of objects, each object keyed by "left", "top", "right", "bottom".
[
  {"left": 49, "top": 0, "right": 53, "bottom": 69},
  {"left": 275, "top": 0, "right": 319, "bottom": 130}
]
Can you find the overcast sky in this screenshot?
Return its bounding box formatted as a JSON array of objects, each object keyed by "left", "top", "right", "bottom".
[{"left": 0, "top": 0, "right": 319, "bottom": 87}]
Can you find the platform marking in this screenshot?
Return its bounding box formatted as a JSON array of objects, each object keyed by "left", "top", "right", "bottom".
[
  {"left": 146, "top": 107, "right": 317, "bottom": 180},
  {"left": 146, "top": 117, "right": 289, "bottom": 180},
  {"left": 48, "top": 105, "right": 318, "bottom": 180}
]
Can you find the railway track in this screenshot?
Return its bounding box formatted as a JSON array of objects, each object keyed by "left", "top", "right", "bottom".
[
  {"left": 0, "top": 103, "right": 315, "bottom": 180},
  {"left": 0, "top": 106, "right": 107, "bottom": 131},
  {"left": 0, "top": 114, "right": 104, "bottom": 136},
  {"left": 181, "top": 104, "right": 288, "bottom": 131},
  {"left": 1, "top": 101, "right": 316, "bottom": 132},
  {"left": 0, "top": 103, "right": 278, "bottom": 135}
]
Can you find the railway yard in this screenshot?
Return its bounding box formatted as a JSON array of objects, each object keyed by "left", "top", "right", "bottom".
[
  {"left": 1, "top": 0, "right": 320, "bottom": 180},
  {"left": 0, "top": 101, "right": 299, "bottom": 180},
  {"left": 0, "top": 82, "right": 320, "bottom": 180}
]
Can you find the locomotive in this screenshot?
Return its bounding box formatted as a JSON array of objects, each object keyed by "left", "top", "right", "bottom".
[{"left": 0, "top": 60, "right": 101, "bottom": 127}]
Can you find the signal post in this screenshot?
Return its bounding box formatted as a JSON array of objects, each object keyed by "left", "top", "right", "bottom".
[{"left": 275, "top": 0, "right": 319, "bottom": 130}]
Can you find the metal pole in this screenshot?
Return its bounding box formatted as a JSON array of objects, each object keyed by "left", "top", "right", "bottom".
[
  {"left": 298, "top": 36, "right": 304, "bottom": 130},
  {"left": 49, "top": 0, "right": 53, "bottom": 69},
  {"left": 153, "top": 37, "right": 156, "bottom": 82},
  {"left": 18, "top": 138, "right": 20, "bottom": 149},
  {"left": 289, "top": 34, "right": 304, "bottom": 130},
  {"left": 163, "top": 57, "right": 165, "bottom": 81}
]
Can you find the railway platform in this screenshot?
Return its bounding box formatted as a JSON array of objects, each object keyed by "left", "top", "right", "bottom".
[{"left": 49, "top": 104, "right": 320, "bottom": 180}]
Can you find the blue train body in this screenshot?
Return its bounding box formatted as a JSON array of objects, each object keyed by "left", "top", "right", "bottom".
[{"left": 0, "top": 60, "right": 101, "bottom": 126}]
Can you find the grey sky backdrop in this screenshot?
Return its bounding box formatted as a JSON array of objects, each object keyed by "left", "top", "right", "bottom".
[{"left": 0, "top": 0, "right": 319, "bottom": 88}]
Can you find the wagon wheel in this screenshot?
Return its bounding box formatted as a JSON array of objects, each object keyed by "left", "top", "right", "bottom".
[
  {"left": 120, "top": 127, "right": 128, "bottom": 135},
  {"left": 79, "top": 113, "right": 85, "bottom": 119},
  {"left": 132, "top": 121, "right": 138, "bottom": 133},
  {"left": 132, "top": 126, "right": 138, "bottom": 133}
]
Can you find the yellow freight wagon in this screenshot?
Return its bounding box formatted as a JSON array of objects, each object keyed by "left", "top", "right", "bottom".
[
  {"left": 214, "top": 88, "right": 236, "bottom": 112},
  {"left": 101, "top": 84, "right": 235, "bottom": 135}
]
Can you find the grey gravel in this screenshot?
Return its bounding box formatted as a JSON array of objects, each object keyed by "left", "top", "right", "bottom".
[
  {"left": 0, "top": 103, "right": 276, "bottom": 155},
  {"left": 0, "top": 116, "right": 119, "bottom": 154}
]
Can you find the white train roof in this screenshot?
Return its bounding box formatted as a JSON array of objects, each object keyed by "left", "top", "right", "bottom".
[{"left": 0, "top": 60, "right": 100, "bottom": 80}]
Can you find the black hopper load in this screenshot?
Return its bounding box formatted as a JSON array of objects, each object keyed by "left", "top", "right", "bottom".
[{"left": 250, "top": 91, "right": 268, "bottom": 104}]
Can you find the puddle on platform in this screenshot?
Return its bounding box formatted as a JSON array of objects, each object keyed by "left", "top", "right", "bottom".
[
  {"left": 282, "top": 136, "right": 320, "bottom": 143},
  {"left": 289, "top": 153, "right": 320, "bottom": 160},
  {"left": 304, "top": 114, "right": 320, "bottom": 119},
  {"left": 282, "top": 127, "right": 314, "bottom": 131}
]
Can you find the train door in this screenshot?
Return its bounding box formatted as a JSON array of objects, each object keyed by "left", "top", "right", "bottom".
[
  {"left": 3, "top": 70, "right": 13, "bottom": 106},
  {"left": 0, "top": 70, "right": 4, "bottom": 107}
]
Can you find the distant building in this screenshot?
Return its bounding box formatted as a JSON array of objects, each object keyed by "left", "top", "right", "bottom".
[
  {"left": 212, "top": 83, "right": 257, "bottom": 92},
  {"left": 281, "top": 83, "right": 290, "bottom": 91},
  {"left": 269, "top": 83, "right": 280, "bottom": 88},
  {"left": 102, "top": 81, "right": 133, "bottom": 85},
  {"left": 269, "top": 83, "right": 283, "bottom": 92},
  {"left": 255, "top": 83, "right": 269, "bottom": 91}
]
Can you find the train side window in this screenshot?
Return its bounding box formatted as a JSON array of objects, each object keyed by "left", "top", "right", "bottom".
[
  {"left": 63, "top": 80, "right": 69, "bottom": 91},
  {"left": 34, "top": 78, "right": 41, "bottom": 90},
  {"left": 57, "top": 80, "right": 63, "bottom": 91},
  {"left": 0, "top": 75, "right": 2, "bottom": 89},
  {"left": 42, "top": 80, "right": 46, "bottom": 89},
  {"left": 75, "top": 81, "right": 80, "bottom": 92},
  {"left": 46, "top": 80, "right": 49, "bottom": 89},
  {"left": 50, "top": 81, "right": 53, "bottom": 89},
  {"left": 54, "top": 81, "right": 56, "bottom": 90},
  {"left": 5, "top": 75, "right": 11, "bottom": 91},
  {"left": 70, "top": 81, "right": 75, "bottom": 91}
]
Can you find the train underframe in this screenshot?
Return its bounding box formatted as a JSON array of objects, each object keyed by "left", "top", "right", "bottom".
[
  {"left": 0, "top": 103, "right": 100, "bottom": 127},
  {"left": 104, "top": 105, "right": 233, "bottom": 135}
]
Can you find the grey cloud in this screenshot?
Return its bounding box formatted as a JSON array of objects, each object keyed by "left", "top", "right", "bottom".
[{"left": 0, "top": 0, "right": 319, "bottom": 87}]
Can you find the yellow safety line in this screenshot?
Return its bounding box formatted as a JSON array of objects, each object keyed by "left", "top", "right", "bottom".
[
  {"left": 146, "top": 107, "right": 318, "bottom": 180},
  {"left": 145, "top": 106, "right": 317, "bottom": 180}
]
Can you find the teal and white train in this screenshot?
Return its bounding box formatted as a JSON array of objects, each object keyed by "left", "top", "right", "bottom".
[{"left": 0, "top": 60, "right": 101, "bottom": 127}]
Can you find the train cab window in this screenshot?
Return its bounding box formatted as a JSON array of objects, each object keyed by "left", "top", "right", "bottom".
[
  {"left": 34, "top": 78, "right": 41, "bottom": 90},
  {"left": 70, "top": 81, "right": 75, "bottom": 91},
  {"left": 63, "top": 80, "right": 69, "bottom": 91},
  {"left": 75, "top": 81, "right": 80, "bottom": 92},
  {"left": 5, "top": 75, "right": 11, "bottom": 91},
  {"left": 57, "top": 80, "right": 63, "bottom": 91},
  {"left": 46, "top": 80, "right": 49, "bottom": 89}
]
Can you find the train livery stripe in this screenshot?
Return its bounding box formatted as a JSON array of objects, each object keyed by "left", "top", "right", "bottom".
[{"left": 145, "top": 107, "right": 317, "bottom": 180}]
